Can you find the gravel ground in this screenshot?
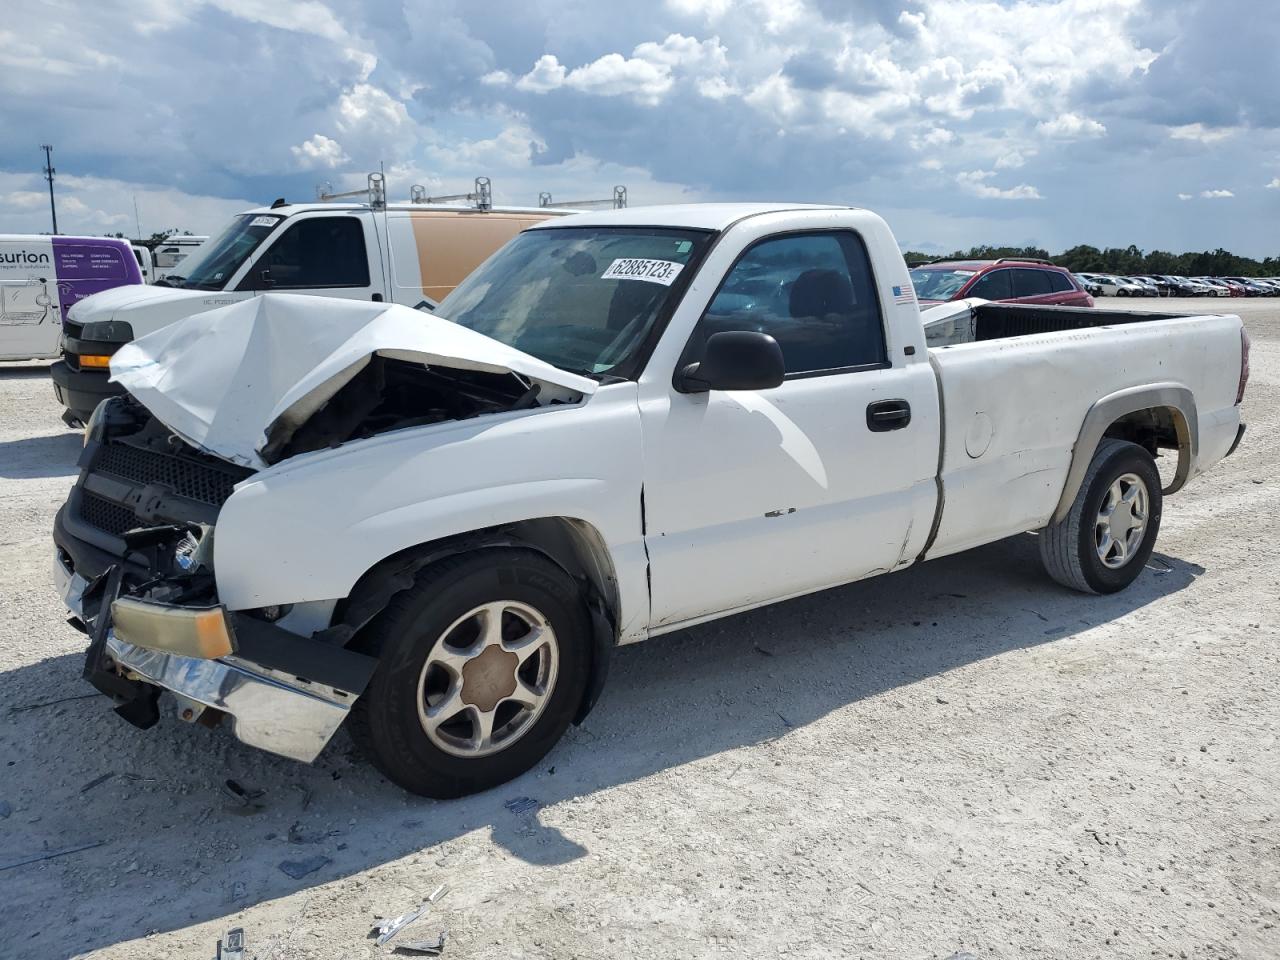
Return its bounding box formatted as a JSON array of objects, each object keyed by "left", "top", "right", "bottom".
[{"left": 1, "top": 297, "right": 1276, "bottom": 960}]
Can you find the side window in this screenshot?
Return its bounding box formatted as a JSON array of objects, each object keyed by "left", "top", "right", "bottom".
[
  {"left": 1048, "top": 271, "right": 1074, "bottom": 293},
  {"left": 967, "top": 269, "right": 1012, "bottom": 300},
  {"left": 1011, "top": 268, "right": 1053, "bottom": 298},
  {"left": 685, "top": 232, "right": 886, "bottom": 376},
  {"left": 245, "top": 217, "right": 370, "bottom": 289}
]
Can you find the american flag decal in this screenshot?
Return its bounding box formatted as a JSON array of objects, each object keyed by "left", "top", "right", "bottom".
[{"left": 892, "top": 284, "right": 914, "bottom": 304}]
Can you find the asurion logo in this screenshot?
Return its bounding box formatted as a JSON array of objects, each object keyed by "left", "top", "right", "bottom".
[{"left": 0, "top": 250, "right": 51, "bottom": 266}]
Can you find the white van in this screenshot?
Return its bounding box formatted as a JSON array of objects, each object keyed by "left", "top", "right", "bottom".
[
  {"left": 0, "top": 235, "right": 143, "bottom": 362},
  {"left": 152, "top": 234, "right": 207, "bottom": 281},
  {"left": 52, "top": 176, "right": 601, "bottom": 422}
]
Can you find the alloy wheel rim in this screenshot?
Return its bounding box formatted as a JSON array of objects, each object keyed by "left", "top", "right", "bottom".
[
  {"left": 1095, "top": 472, "right": 1149, "bottom": 569},
  {"left": 415, "top": 600, "right": 559, "bottom": 758}
]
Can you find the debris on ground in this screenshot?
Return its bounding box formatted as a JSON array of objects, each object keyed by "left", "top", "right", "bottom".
[
  {"left": 395, "top": 931, "right": 448, "bottom": 955},
  {"left": 504, "top": 796, "right": 539, "bottom": 815},
  {"left": 0, "top": 840, "right": 108, "bottom": 872},
  {"left": 216, "top": 927, "right": 246, "bottom": 960},
  {"left": 80, "top": 772, "right": 114, "bottom": 793},
  {"left": 278, "top": 855, "right": 330, "bottom": 880},
  {"left": 288, "top": 820, "right": 340, "bottom": 844},
  {"left": 0, "top": 800, "right": 11, "bottom": 819},
  {"left": 373, "top": 884, "right": 450, "bottom": 946}
]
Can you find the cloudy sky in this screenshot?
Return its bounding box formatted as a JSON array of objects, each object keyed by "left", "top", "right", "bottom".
[{"left": 2, "top": 0, "right": 1277, "bottom": 255}]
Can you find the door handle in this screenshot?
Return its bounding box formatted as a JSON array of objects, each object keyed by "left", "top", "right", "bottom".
[{"left": 866, "top": 399, "right": 911, "bottom": 432}]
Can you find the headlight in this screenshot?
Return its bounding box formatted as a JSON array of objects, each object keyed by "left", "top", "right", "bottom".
[
  {"left": 82, "top": 398, "right": 111, "bottom": 446},
  {"left": 111, "top": 598, "right": 236, "bottom": 660}
]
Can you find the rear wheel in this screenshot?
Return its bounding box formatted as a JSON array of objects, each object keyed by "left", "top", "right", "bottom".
[
  {"left": 350, "top": 550, "right": 591, "bottom": 798},
  {"left": 1039, "top": 438, "right": 1163, "bottom": 594}
]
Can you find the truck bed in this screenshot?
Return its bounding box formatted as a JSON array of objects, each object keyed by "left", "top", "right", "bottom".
[
  {"left": 925, "top": 301, "right": 1193, "bottom": 347},
  {"left": 923, "top": 306, "right": 1244, "bottom": 560}
]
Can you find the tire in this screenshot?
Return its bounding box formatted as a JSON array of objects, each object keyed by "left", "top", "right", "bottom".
[
  {"left": 349, "top": 549, "right": 591, "bottom": 798},
  {"left": 1039, "top": 438, "right": 1163, "bottom": 594}
]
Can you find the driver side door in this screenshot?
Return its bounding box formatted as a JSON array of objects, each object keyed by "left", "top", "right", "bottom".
[
  {"left": 639, "top": 230, "right": 939, "bottom": 631},
  {"left": 237, "top": 213, "right": 384, "bottom": 302}
]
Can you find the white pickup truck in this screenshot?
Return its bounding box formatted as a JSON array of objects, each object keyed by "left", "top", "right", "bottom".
[{"left": 54, "top": 203, "right": 1249, "bottom": 798}]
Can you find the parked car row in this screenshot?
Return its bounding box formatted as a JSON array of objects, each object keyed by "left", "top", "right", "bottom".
[{"left": 1075, "top": 272, "right": 1280, "bottom": 298}]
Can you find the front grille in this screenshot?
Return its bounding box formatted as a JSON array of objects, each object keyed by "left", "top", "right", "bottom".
[
  {"left": 80, "top": 491, "right": 140, "bottom": 537},
  {"left": 94, "top": 443, "right": 248, "bottom": 507}
]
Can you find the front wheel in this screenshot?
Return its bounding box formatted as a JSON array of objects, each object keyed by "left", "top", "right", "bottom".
[
  {"left": 1039, "top": 438, "right": 1163, "bottom": 594},
  {"left": 350, "top": 550, "right": 591, "bottom": 798}
]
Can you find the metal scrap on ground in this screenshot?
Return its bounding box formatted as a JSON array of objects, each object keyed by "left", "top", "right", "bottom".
[
  {"left": 373, "top": 883, "right": 450, "bottom": 946},
  {"left": 395, "top": 931, "right": 448, "bottom": 955}
]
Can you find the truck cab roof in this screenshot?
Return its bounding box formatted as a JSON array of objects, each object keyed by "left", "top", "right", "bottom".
[{"left": 528, "top": 202, "right": 855, "bottom": 232}]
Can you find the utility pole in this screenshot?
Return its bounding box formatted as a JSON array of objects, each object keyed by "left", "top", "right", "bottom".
[{"left": 40, "top": 144, "right": 58, "bottom": 235}]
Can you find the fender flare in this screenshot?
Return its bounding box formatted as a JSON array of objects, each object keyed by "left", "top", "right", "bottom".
[
  {"left": 1052, "top": 382, "right": 1198, "bottom": 525},
  {"left": 316, "top": 531, "right": 615, "bottom": 725}
]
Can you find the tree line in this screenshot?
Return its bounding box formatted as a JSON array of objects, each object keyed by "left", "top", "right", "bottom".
[{"left": 904, "top": 244, "right": 1280, "bottom": 277}]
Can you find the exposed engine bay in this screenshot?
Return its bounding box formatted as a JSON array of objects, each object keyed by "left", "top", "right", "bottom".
[{"left": 261, "top": 355, "right": 543, "bottom": 463}]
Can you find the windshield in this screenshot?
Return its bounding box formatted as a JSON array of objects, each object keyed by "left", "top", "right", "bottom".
[
  {"left": 437, "top": 226, "right": 711, "bottom": 378},
  {"left": 909, "top": 267, "right": 976, "bottom": 301},
  {"left": 161, "top": 214, "right": 282, "bottom": 290}
]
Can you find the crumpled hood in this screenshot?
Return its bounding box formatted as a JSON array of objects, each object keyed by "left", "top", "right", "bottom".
[
  {"left": 68, "top": 282, "right": 229, "bottom": 323},
  {"left": 109, "top": 293, "right": 597, "bottom": 469}
]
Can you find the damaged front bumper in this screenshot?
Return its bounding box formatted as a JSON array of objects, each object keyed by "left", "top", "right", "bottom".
[{"left": 55, "top": 527, "right": 377, "bottom": 764}]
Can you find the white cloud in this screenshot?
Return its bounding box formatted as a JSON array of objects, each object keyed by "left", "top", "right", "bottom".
[
  {"left": 336, "top": 83, "right": 410, "bottom": 134},
  {"left": 664, "top": 0, "right": 734, "bottom": 20},
  {"left": 1200, "top": 189, "right": 1234, "bottom": 199},
  {"left": 1266, "top": 179, "right": 1280, "bottom": 190},
  {"left": 207, "top": 0, "right": 351, "bottom": 43},
  {"left": 1178, "top": 193, "right": 1193, "bottom": 200},
  {"left": 290, "top": 134, "right": 349, "bottom": 170},
  {"left": 994, "top": 150, "right": 1030, "bottom": 169},
  {"left": 515, "top": 54, "right": 568, "bottom": 93},
  {"left": 746, "top": 73, "right": 803, "bottom": 122},
  {"left": 1037, "top": 113, "right": 1107, "bottom": 139},
  {"left": 513, "top": 35, "right": 727, "bottom": 105},
  {"left": 1168, "top": 123, "right": 1237, "bottom": 144},
  {"left": 910, "top": 127, "right": 955, "bottom": 150},
  {"left": 561, "top": 53, "right": 673, "bottom": 102},
  {"left": 0, "top": 171, "right": 254, "bottom": 237},
  {"left": 956, "top": 170, "right": 1042, "bottom": 200},
  {"left": 481, "top": 70, "right": 513, "bottom": 86}
]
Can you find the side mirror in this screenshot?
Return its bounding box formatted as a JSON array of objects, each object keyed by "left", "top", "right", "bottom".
[{"left": 677, "top": 330, "right": 785, "bottom": 393}]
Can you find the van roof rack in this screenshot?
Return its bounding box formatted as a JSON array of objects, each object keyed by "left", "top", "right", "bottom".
[
  {"left": 539, "top": 186, "right": 628, "bottom": 210},
  {"left": 409, "top": 177, "right": 493, "bottom": 211},
  {"left": 316, "top": 173, "right": 387, "bottom": 209},
  {"left": 994, "top": 256, "right": 1054, "bottom": 265}
]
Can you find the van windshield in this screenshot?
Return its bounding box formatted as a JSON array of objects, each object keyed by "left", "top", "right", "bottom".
[
  {"left": 437, "top": 226, "right": 711, "bottom": 379},
  {"left": 159, "top": 214, "right": 282, "bottom": 290}
]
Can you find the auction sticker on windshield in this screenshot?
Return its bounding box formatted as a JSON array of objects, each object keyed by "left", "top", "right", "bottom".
[{"left": 602, "top": 258, "right": 684, "bottom": 286}]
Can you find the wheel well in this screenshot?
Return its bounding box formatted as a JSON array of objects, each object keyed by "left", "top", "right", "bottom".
[
  {"left": 1101, "top": 405, "right": 1192, "bottom": 493},
  {"left": 319, "top": 518, "right": 622, "bottom": 723},
  {"left": 329, "top": 518, "right": 620, "bottom": 639}
]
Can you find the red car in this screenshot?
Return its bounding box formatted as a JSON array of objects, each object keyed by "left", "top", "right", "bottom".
[{"left": 910, "top": 257, "right": 1095, "bottom": 307}]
